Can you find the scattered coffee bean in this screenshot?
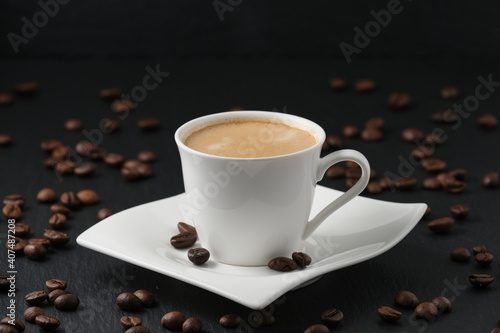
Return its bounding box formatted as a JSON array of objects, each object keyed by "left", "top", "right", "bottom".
[
  {"left": 1, "top": 317, "right": 25, "bottom": 331},
  {"left": 0, "top": 134, "right": 12, "bottom": 147},
  {"left": 13, "top": 81, "right": 39, "bottom": 95},
  {"left": 431, "top": 296, "right": 452, "bottom": 313},
  {"left": 401, "top": 128, "right": 424, "bottom": 143},
  {"left": 137, "top": 117, "right": 161, "bottom": 131},
  {"left": 345, "top": 167, "right": 362, "bottom": 179},
  {"left": 43, "top": 229, "right": 70, "bottom": 247},
  {"left": 121, "top": 316, "right": 142, "bottom": 329},
  {"left": 388, "top": 92, "right": 411, "bottom": 109},
  {"left": 133, "top": 290, "right": 155, "bottom": 307},
  {"left": 111, "top": 99, "right": 134, "bottom": 113},
  {"left": 475, "top": 252, "right": 494, "bottom": 266},
  {"left": 64, "top": 118, "right": 83, "bottom": 132},
  {"left": 3, "top": 204, "right": 21, "bottom": 219},
  {"left": 35, "top": 315, "right": 60, "bottom": 331},
  {"left": 320, "top": 308, "right": 343, "bottom": 326},
  {"left": 326, "top": 166, "right": 345, "bottom": 179},
  {"left": 424, "top": 132, "right": 443, "bottom": 145},
  {"left": 102, "top": 119, "right": 120, "bottom": 133},
  {"left": 116, "top": 292, "right": 142, "bottom": 310},
  {"left": 342, "top": 125, "right": 359, "bottom": 138},
  {"left": 219, "top": 314, "right": 241, "bottom": 328},
  {"left": 29, "top": 238, "right": 51, "bottom": 249},
  {"left": 292, "top": 252, "right": 312, "bottom": 267},
  {"left": 74, "top": 162, "right": 96, "bottom": 176},
  {"left": 421, "top": 157, "right": 447, "bottom": 173},
  {"left": 422, "top": 177, "right": 442, "bottom": 190},
  {"left": 440, "top": 85, "right": 459, "bottom": 100},
  {"left": 40, "top": 140, "right": 62, "bottom": 153},
  {"left": 268, "top": 257, "right": 297, "bottom": 272},
  {"left": 8, "top": 237, "right": 26, "bottom": 252},
  {"left": 328, "top": 78, "right": 347, "bottom": 90},
  {"left": 178, "top": 222, "right": 196, "bottom": 234},
  {"left": 50, "top": 204, "right": 70, "bottom": 215},
  {"left": 170, "top": 232, "right": 197, "bottom": 249},
  {"left": 46, "top": 278, "right": 67, "bottom": 291},
  {"left": 477, "top": 113, "right": 498, "bottom": 130},
  {"left": 473, "top": 245, "right": 487, "bottom": 254},
  {"left": 0, "top": 92, "right": 14, "bottom": 106},
  {"left": 450, "top": 204, "right": 469, "bottom": 219},
  {"left": 97, "top": 208, "right": 114, "bottom": 220},
  {"left": 103, "top": 153, "right": 124, "bottom": 167},
  {"left": 60, "top": 191, "right": 81, "bottom": 207},
  {"left": 42, "top": 157, "right": 63, "bottom": 168},
  {"left": 49, "top": 213, "right": 67, "bottom": 229},
  {"left": 490, "top": 329, "right": 500, "bottom": 333},
  {"left": 325, "top": 135, "right": 343, "bottom": 151},
  {"left": 25, "top": 291, "right": 48, "bottom": 306},
  {"left": 469, "top": 274, "right": 494, "bottom": 288},
  {"left": 450, "top": 248, "right": 471, "bottom": 262},
  {"left": 182, "top": 317, "right": 203, "bottom": 333},
  {"left": 14, "top": 223, "right": 30, "bottom": 237},
  {"left": 354, "top": 78, "right": 376, "bottom": 92},
  {"left": 249, "top": 311, "right": 275, "bottom": 326},
  {"left": 394, "top": 290, "right": 419, "bottom": 308},
  {"left": 377, "top": 306, "right": 402, "bottom": 322},
  {"left": 48, "top": 289, "right": 66, "bottom": 304},
  {"left": 125, "top": 327, "right": 151, "bottom": 333},
  {"left": 414, "top": 302, "right": 438, "bottom": 320},
  {"left": 379, "top": 177, "right": 393, "bottom": 190},
  {"left": 412, "top": 146, "right": 434, "bottom": 160},
  {"left": 365, "top": 117, "right": 385, "bottom": 130},
  {"left": 24, "top": 306, "right": 44, "bottom": 323},
  {"left": 54, "top": 294, "right": 80, "bottom": 311},
  {"left": 482, "top": 172, "right": 500, "bottom": 188},
  {"left": 137, "top": 151, "right": 156, "bottom": 163},
  {"left": 0, "top": 323, "right": 17, "bottom": 333},
  {"left": 54, "top": 160, "right": 75, "bottom": 174},
  {"left": 23, "top": 244, "right": 47, "bottom": 260},
  {"left": 121, "top": 160, "right": 152, "bottom": 180},
  {"left": 3, "top": 194, "right": 25, "bottom": 207},
  {"left": 51, "top": 145, "right": 69, "bottom": 159},
  {"left": 394, "top": 176, "right": 417, "bottom": 190},
  {"left": 99, "top": 87, "right": 122, "bottom": 100},
  {"left": 76, "top": 189, "right": 99, "bottom": 205},
  {"left": 442, "top": 177, "right": 466, "bottom": 193},
  {"left": 304, "top": 324, "right": 329, "bottom": 333},
  {"left": 361, "top": 127, "right": 383, "bottom": 141},
  {"left": 161, "top": 311, "right": 186, "bottom": 330},
  {"left": 36, "top": 188, "right": 57, "bottom": 203},
  {"left": 428, "top": 217, "right": 455, "bottom": 233},
  {"left": 188, "top": 248, "right": 210, "bottom": 265}
]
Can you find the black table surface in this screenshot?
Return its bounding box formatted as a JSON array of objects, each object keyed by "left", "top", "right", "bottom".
[{"left": 1, "top": 58, "right": 499, "bottom": 332}]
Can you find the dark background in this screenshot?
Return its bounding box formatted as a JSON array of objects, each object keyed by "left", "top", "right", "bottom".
[{"left": 1, "top": 1, "right": 500, "bottom": 333}]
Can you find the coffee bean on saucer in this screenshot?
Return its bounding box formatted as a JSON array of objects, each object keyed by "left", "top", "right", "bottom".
[
  {"left": 329, "top": 78, "right": 347, "bottom": 90},
  {"left": 76, "top": 189, "right": 99, "bottom": 205},
  {"left": 74, "top": 162, "right": 96, "bottom": 177},
  {"left": 440, "top": 85, "right": 459, "bottom": 100},
  {"left": 0, "top": 92, "right": 14, "bottom": 106},
  {"left": 422, "top": 177, "right": 442, "bottom": 190},
  {"left": 25, "top": 291, "right": 48, "bottom": 306},
  {"left": 64, "top": 118, "right": 83, "bottom": 132},
  {"left": 99, "top": 87, "right": 122, "bottom": 100},
  {"left": 137, "top": 117, "right": 161, "bottom": 131},
  {"left": 477, "top": 113, "right": 498, "bottom": 130},
  {"left": 431, "top": 296, "right": 452, "bottom": 313},
  {"left": 29, "top": 238, "right": 51, "bottom": 249},
  {"left": 412, "top": 146, "right": 433, "bottom": 160},
  {"left": 3, "top": 194, "right": 25, "bottom": 207},
  {"left": 60, "top": 191, "right": 81, "bottom": 208},
  {"left": 133, "top": 290, "right": 155, "bottom": 307},
  {"left": 354, "top": 78, "right": 376, "bottom": 92},
  {"left": 482, "top": 172, "right": 500, "bottom": 188},
  {"left": 414, "top": 302, "right": 438, "bottom": 320},
  {"left": 97, "top": 208, "right": 114, "bottom": 220},
  {"left": 428, "top": 217, "right": 454, "bottom": 233},
  {"left": 54, "top": 294, "right": 79, "bottom": 311},
  {"left": 268, "top": 257, "right": 297, "bottom": 272},
  {"left": 188, "top": 248, "right": 210, "bottom": 265},
  {"left": 13, "top": 80, "right": 39, "bottom": 95},
  {"left": 304, "top": 324, "right": 329, "bottom": 333},
  {"left": 0, "top": 134, "right": 12, "bottom": 147},
  {"left": 161, "top": 311, "right": 186, "bottom": 330},
  {"left": 365, "top": 117, "right": 385, "bottom": 130},
  {"left": 137, "top": 151, "right": 156, "bottom": 163},
  {"left": 394, "top": 291, "right": 419, "bottom": 308},
  {"left": 326, "top": 166, "right": 345, "bottom": 179},
  {"left": 170, "top": 232, "right": 197, "bottom": 249},
  {"left": 48, "top": 289, "right": 66, "bottom": 304},
  {"left": 14, "top": 223, "right": 30, "bottom": 237},
  {"left": 401, "top": 128, "right": 424, "bottom": 143},
  {"left": 177, "top": 222, "right": 196, "bottom": 234},
  {"left": 46, "top": 278, "right": 67, "bottom": 291},
  {"left": 475, "top": 252, "right": 494, "bottom": 266},
  {"left": 182, "top": 317, "right": 202, "bottom": 333},
  {"left": 116, "top": 292, "right": 142, "bottom": 310},
  {"left": 103, "top": 153, "right": 124, "bottom": 167},
  {"left": 450, "top": 204, "right": 469, "bottom": 219},
  {"left": 473, "top": 245, "right": 487, "bottom": 254},
  {"left": 126, "top": 327, "right": 151, "bottom": 333},
  {"left": 377, "top": 306, "right": 401, "bottom": 322},
  {"left": 469, "top": 274, "right": 494, "bottom": 288},
  {"left": 8, "top": 237, "right": 26, "bottom": 252},
  {"left": 1, "top": 317, "right": 25, "bottom": 331},
  {"left": 121, "top": 316, "right": 142, "bottom": 329},
  {"left": 36, "top": 188, "right": 57, "bottom": 203},
  {"left": 43, "top": 229, "right": 70, "bottom": 247},
  {"left": 394, "top": 177, "right": 417, "bottom": 190},
  {"left": 24, "top": 244, "right": 47, "bottom": 260},
  {"left": 361, "top": 127, "right": 383, "bottom": 141},
  {"left": 450, "top": 248, "right": 471, "bottom": 262},
  {"left": 49, "top": 213, "right": 67, "bottom": 229},
  {"left": 342, "top": 125, "right": 359, "bottom": 138},
  {"left": 111, "top": 100, "right": 134, "bottom": 113},
  {"left": 24, "top": 306, "right": 44, "bottom": 323},
  {"left": 52, "top": 145, "right": 69, "bottom": 159},
  {"left": 3, "top": 204, "right": 21, "bottom": 219},
  {"left": 388, "top": 92, "right": 410, "bottom": 109},
  {"left": 35, "top": 315, "right": 60, "bottom": 331},
  {"left": 292, "top": 252, "right": 312, "bottom": 267},
  {"left": 219, "top": 314, "right": 241, "bottom": 328},
  {"left": 102, "top": 119, "right": 120, "bottom": 133},
  {"left": 50, "top": 204, "right": 70, "bottom": 215},
  {"left": 320, "top": 308, "right": 343, "bottom": 326}
]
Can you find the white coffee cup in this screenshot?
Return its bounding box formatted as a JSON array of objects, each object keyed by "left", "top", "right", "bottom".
[{"left": 175, "top": 111, "right": 370, "bottom": 266}]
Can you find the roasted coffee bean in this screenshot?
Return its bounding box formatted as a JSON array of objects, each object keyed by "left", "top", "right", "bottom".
[
  {"left": 249, "top": 311, "right": 275, "bottom": 326},
  {"left": 422, "top": 158, "right": 447, "bottom": 173},
  {"left": 35, "top": 315, "right": 60, "bottom": 331},
  {"left": 40, "top": 139, "right": 62, "bottom": 153},
  {"left": 450, "top": 204, "right": 469, "bottom": 219},
  {"left": 99, "top": 87, "right": 122, "bottom": 100},
  {"left": 23, "top": 244, "right": 47, "bottom": 260},
  {"left": 354, "top": 78, "right": 376, "bottom": 92},
  {"left": 14, "top": 223, "right": 30, "bottom": 237},
  {"left": 76, "top": 189, "right": 99, "bottom": 205},
  {"left": 377, "top": 306, "right": 401, "bottom": 322},
  {"left": 51, "top": 145, "right": 69, "bottom": 159},
  {"left": 188, "top": 248, "right": 210, "bottom": 265},
  {"left": 161, "top": 311, "right": 186, "bottom": 330},
  {"left": 424, "top": 132, "right": 443, "bottom": 145},
  {"left": 0, "top": 323, "right": 18, "bottom": 333},
  {"left": 482, "top": 172, "right": 500, "bottom": 188},
  {"left": 43, "top": 229, "right": 70, "bottom": 247},
  {"left": 469, "top": 274, "right": 494, "bottom": 288},
  {"left": 49, "top": 213, "right": 67, "bottom": 229},
  {"left": 422, "top": 177, "right": 442, "bottom": 190},
  {"left": 414, "top": 302, "right": 438, "bottom": 320},
  {"left": 13, "top": 81, "right": 39, "bottom": 95},
  {"left": 133, "top": 290, "right": 155, "bottom": 307},
  {"left": 401, "top": 128, "right": 424, "bottom": 143},
  {"left": 102, "top": 119, "right": 120, "bottom": 133},
  {"left": 341, "top": 125, "right": 359, "bottom": 138},
  {"left": 292, "top": 252, "right": 312, "bottom": 267},
  {"left": 60, "top": 191, "right": 81, "bottom": 207},
  {"left": 412, "top": 146, "right": 433, "bottom": 160},
  {"left": 0, "top": 134, "right": 12, "bottom": 147},
  {"left": 379, "top": 177, "right": 393, "bottom": 190},
  {"left": 125, "top": 327, "right": 151, "bottom": 333},
  {"left": 366, "top": 181, "right": 382, "bottom": 194},
  {"left": 219, "top": 314, "right": 241, "bottom": 328},
  {"left": 448, "top": 168, "right": 466, "bottom": 180},
  {"left": 394, "top": 291, "right": 419, "bottom": 308},
  {"left": 25, "top": 291, "right": 48, "bottom": 306},
  {"left": 431, "top": 296, "right": 452, "bottom": 313},
  {"left": 8, "top": 237, "right": 26, "bottom": 252},
  {"left": 3, "top": 194, "right": 25, "bottom": 207},
  {"left": 3, "top": 205, "right": 21, "bottom": 219},
  {"left": 0, "top": 92, "right": 14, "bottom": 106},
  {"left": 45, "top": 278, "right": 67, "bottom": 291},
  {"left": 121, "top": 316, "right": 142, "bottom": 329},
  {"left": 268, "top": 257, "right": 297, "bottom": 272},
  {"left": 116, "top": 292, "right": 142, "bottom": 310},
  {"left": 450, "top": 248, "right": 471, "bottom": 262},
  {"left": 50, "top": 204, "right": 70, "bottom": 215},
  {"left": 48, "top": 289, "right": 66, "bottom": 304},
  {"left": 121, "top": 160, "right": 152, "bottom": 180},
  {"left": 170, "top": 232, "right": 197, "bottom": 249},
  {"left": 304, "top": 324, "right": 329, "bottom": 333},
  {"left": 365, "top": 117, "right": 385, "bottom": 130},
  {"left": 177, "top": 222, "right": 196, "bottom": 234},
  {"left": 29, "top": 238, "right": 51, "bottom": 249},
  {"left": 388, "top": 92, "right": 411, "bottom": 109},
  {"left": 490, "top": 329, "right": 500, "bottom": 333},
  {"left": 326, "top": 166, "right": 345, "bottom": 179},
  {"left": 428, "top": 217, "right": 454, "bottom": 233},
  {"left": 42, "top": 157, "right": 63, "bottom": 168},
  {"left": 325, "top": 135, "right": 343, "bottom": 151},
  {"left": 475, "top": 252, "right": 494, "bottom": 266},
  {"left": 423, "top": 206, "right": 431, "bottom": 218},
  {"left": 473, "top": 245, "right": 487, "bottom": 254},
  {"left": 54, "top": 294, "right": 80, "bottom": 311},
  {"left": 103, "top": 153, "right": 124, "bottom": 167},
  {"left": 345, "top": 167, "right": 362, "bottom": 179},
  {"left": 54, "top": 160, "right": 75, "bottom": 174},
  {"left": 442, "top": 177, "right": 466, "bottom": 193},
  {"left": 36, "top": 188, "right": 57, "bottom": 203},
  {"left": 182, "top": 317, "right": 203, "bottom": 333},
  {"left": 328, "top": 78, "right": 347, "bottom": 90},
  {"left": 137, "top": 151, "right": 156, "bottom": 163},
  {"left": 75, "top": 141, "right": 106, "bottom": 159},
  {"left": 97, "top": 208, "right": 114, "bottom": 221},
  {"left": 320, "top": 308, "right": 343, "bottom": 325},
  {"left": 1, "top": 317, "right": 25, "bottom": 331},
  {"left": 394, "top": 176, "right": 417, "bottom": 190},
  {"left": 137, "top": 117, "right": 161, "bottom": 131},
  {"left": 361, "top": 127, "right": 383, "bottom": 141},
  {"left": 440, "top": 85, "right": 459, "bottom": 100},
  {"left": 64, "top": 118, "right": 83, "bottom": 132},
  {"left": 477, "top": 113, "right": 498, "bottom": 130},
  {"left": 24, "top": 307, "right": 44, "bottom": 323},
  {"left": 74, "top": 162, "right": 96, "bottom": 176},
  {"left": 111, "top": 99, "right": 134, "bottom": 113}
]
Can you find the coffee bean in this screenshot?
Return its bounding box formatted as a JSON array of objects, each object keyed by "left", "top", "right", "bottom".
[
  {"left": 51, "top": 145, "right": 69, "bottom": 159},
  {"left": 8, "top": 237, "right": 26, "bottom": 252},
  {"left": 473, "top": 245, "right": 487, "bottom": 254},
  {"left": 450, "top": 248, "right": 471, "bottom": 262},
  {"left": 133, "top": 290, "right": 155, "bottom": 307},
  {"left": 40, "top": 140, "right": 62, "bottom": 153},
  {"left": 0, "top": 323, "right": 18, "bottom": 333},
  {"left": 412, "top": 146, "right": 434, "bottom": 160},
  {"left": 177, "top": 222, "right": 196, "bottom": 234},
  {"left": 42, "top": 157, "right": 63, "bottom": 168},
  {"left": 3, "top": 205, "right": 21, "bottom": 219},
  {"left": 440, "top": 85, "right": 459, "bottom": 100},
  {"left": 25, "top": 291, "right": 48, "bottom": 306},
  {"left": 1, "top": 317, "right": 25, "bottom": 331},
  {"left": 249, "top": 311, "right": 275, "bottom": 326},
  {"left": 482, "top": 172, "right": 500, "bottom": 188},
  {"left": 423, "top": 206, "right": 431, "bottom": 218},
  {"left": 292, "top": 252, "right": 312, "bottom": 267},
  {"left": 304, "top": 324, "right": 329, "bottom": 333},
  {"left": 60, "top": 191, "right": 81, "bottom": 207},
  {"left": 36, "top": 188, "right": 56, "bottom": 203},
  {"left": 422, "top": 177, "right": 442, "bottom": 190},
  {"left": 182, "top": 317, "right": 203, "bottom": 333},
  {"left": 345, "top": 168, "right": 362, "bottom": 179},
  {"left": 442, "top": 177, "right": 467, "bottom": 193},
  {"left": 414, "top": 302, "right": 438, "bottom": 320},
  {"left": 490, "top": 329, "right": 500, "bottom": 333},
  {"left": 43, "top": 229, "right": 70, "bottom": 247},
  {"left": 99, "top": 87, "right": 122, "bottom": 100},
  {"left": 3, "top": 194, "right": 25, "bottom": 207},
  {"left": 326, "top": 166, "right": 345, "bottom": 179},
  {"left": 74, "top": 162, "right": 96, "bottom": 177},
  {"left": 422, "top": 158, "right": 447, "bottom": 173},
  {"left": 450, "top": 204, "right": 469, "bottom": 219},
  {"left": 64, "top": 118, "right": 83, "bottom": 132},
  {"left": 14, "top": 223, "right": 30, "bottom": 237},
  {"left": 48, "top": 213, "right": 67, "bottom": 230},
  {"left": 469, "top": 274, "right": 494, "bottom": 288},
  {"left": 161, "top": 311, "right": 186, "bottom": 330},
  {"left": 116, "top": 292, "right": 142, "bottom": 310},
  {"left": 75, "top": 141, "right": 106, "bottom": 159},
  {"left": 0, "top": 92, "right": 14, "bottom": 106},
  {"left": 121, "top": 316, "right": 142, "bottom": 329},
  {"left": 45, "top": 278, "right": 67, "bottom": 291},
  {"left": 50, "top": 204, "right": 70, "bottom": 215},
  {"left": 48, "top": 289, "right": 66, "bottom": 304},
  {"left": 475, "top": 252, "right": 494, "bottom": 266},
  {"left": 354, "top": 78, "right": 376, "bottom": 92},
  {"left": 361, "top": 127, "right": 383, "bottom": 141},
  {"left": 219, "top": 314, "right": 241, "bottom": 328},
  {"left": 35, "top": 315, "right": 60, "bottom": 331},
  {"left": 102, "top": 119, "right": 120, "bottom": 133},
  {"left": 125, "top": 327, "right": 151, "bottom": 333},
  {"left": 97, "top": 208, "right": 114, "bottom": 221},
  {"left": 477, "top": 113, "right": 498, "bottom": 130},
  {"left": 103, "top": 153, "right": 125, "bottom": 167},
  {"left": 23, "top": 244, "right": 47, "bottom": 260},
  {"left": 188, "top": 248, "right": 210, "bottom": 265},
  {"left": 377, "top": 306, "right": 401, "bottom": 322},
  {"left": 0, "top": 134, "right": 12, "bottom": 147},
  {"left": 328, "top": 78, "right": 347, "bottom": 90},
  {"left": 29, "top": 238, "right": 51, "bottom": 249},
  {"left": 401, "top": 128, "right": 424, "bottom": 143},
  {"left": 365, "top": 181, "right": 382, "bottom": 194},
  {"left": 379, "top": 177, "right": 393, "bottom": 190},
  {"left": 268, "top": 257, "right": 297, "bottom": 272},
  {"left": 394, "top": 291, "right": 419, "bottom": 308},
  {"left": 54, "top": 160, "right": 75, "bottom": 174},
  {"left": 121, "top": 160, "right": 152, "bottom": 180},
  {"left": 137, "top": 117, "right": 161, "bottom": 131},
  {"left": 431, "top": 296, "right": 452, "bottom": 313},
  {"left": 54, "top": 294, "right": 80, "bottom": 311},
  {"left": 448, "top": 168, "right": 466, "bottom": 180},
  {"left": 394, "top": 176, "right": 417, "bottom": 190},
  {"left": 365, "top": 117, "right": 385, "bottom": 130},
  {"left": 24, "top": 307, "right": 44, "bottom": 323},
  {"left": 13, "top": 81, "right": 39, "bottom": 95},
  {"left": 428, "top": 217, "right": 455, "bottom": 233},
  {"left": 170, "top": 232, "right": 197, "bottom": 249},
  {"left": 424, "top": 132, "right": 443, "bottom": 145},
  {"left": 341, "top": 125, "right": 359, "bottom": 138},
  {"left": 320, "top": 308, "right": 343, "bottom": 326},
  {"left": 137, "top": 151, "right": 156, "bottom": 163},
  {"left": 388, "top": 92, "right": 411, "bottom": 109},
  {"left": 76, "top": 189, "right": 99, "bottom": 205},
  {"left": 111, "top": 100, "right": 134, "bottom": 113}
]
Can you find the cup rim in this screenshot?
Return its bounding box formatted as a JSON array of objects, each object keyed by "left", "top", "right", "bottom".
[{"left": 174, "top": 110, "right": 326, "bottom": 161}]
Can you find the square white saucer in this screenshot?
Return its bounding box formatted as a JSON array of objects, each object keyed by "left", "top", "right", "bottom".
[{"left": 76, "top": 185, "right": 426, "bottom": 310}]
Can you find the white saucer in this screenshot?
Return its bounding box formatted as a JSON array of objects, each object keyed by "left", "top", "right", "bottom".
[{"left": 77, "top": 185, "right": 426, "bottom": 310}]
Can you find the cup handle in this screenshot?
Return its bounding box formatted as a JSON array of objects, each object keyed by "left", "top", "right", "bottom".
[{"left": 302, "top": 149, "right": 371, "bottom": 240}]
